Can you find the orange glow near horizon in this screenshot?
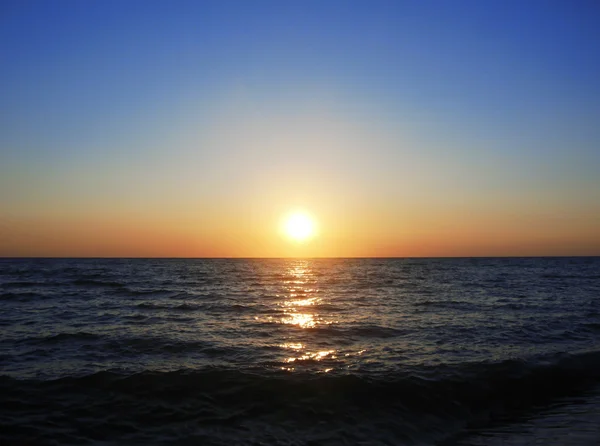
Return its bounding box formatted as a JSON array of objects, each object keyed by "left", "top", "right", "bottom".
[{"left": 1, "top": 207, "right": 599, "bottom": 258}]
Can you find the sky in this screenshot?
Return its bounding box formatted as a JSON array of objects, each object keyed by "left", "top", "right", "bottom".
[{"left": 1, "top": 0, "right": 599, "bottom": 257}]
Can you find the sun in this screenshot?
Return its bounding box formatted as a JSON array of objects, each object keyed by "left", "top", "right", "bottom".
[{"left": 284, "top": 212, "right": 316, "bottom": 242}]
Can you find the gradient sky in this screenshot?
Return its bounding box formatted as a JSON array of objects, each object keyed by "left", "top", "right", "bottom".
[{"left": 1, "top": 0, "right": 599, "bottom": 257}]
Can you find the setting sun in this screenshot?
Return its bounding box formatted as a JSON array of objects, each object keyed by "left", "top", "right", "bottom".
[{"left": 284, "top": 213, "right": 316, "bottom": 242}]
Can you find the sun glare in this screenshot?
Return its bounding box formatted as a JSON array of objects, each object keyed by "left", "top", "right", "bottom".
[{"left": 284, "top": 212, "right": 316, "bottom": 242}]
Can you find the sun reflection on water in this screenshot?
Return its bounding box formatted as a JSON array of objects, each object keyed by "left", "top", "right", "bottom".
[
  {"left": 284, "top": 350, "right": 336, "bottom": 363},
  {"left": 282, "top": 296, "right": 318, "bottom": 307},
  {"left": 276, "top": 262, "right": 324, "bottom": 328},
  {"left": 263, "top": 261, "right": 345, "bottom": 372},
  {"left": 279, "top": 342, "right": 304, "bottom": 350},
  {"left": 283, "top": 312, "right": 316, "bottom": 328}
]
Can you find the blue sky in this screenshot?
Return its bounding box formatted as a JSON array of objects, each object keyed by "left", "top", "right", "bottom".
[{"left": 1, "top": 0, "right": 599, "bottom": 256}]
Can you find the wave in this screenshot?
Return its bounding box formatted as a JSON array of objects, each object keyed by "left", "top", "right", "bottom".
[
  {"left": 541, "top": 274, "right": 600, "bottom": 280},
  {"left": 135, "top": 302, "right": 200, "bottom": 311},
  {"left": 413, "top": 299, "right": 479, "bottom": 311},
  {"left": 583, "top": 322, "right": 600, "bottom": 332},
  {"left": 257, "top": 320, "right": 409, "bottom": 340},
  {"left": 72, "top": 279, "right": 125, "bottom": 288},
  {"left": 342, "top": 324, "right": 408, "bottom": 338},
  {"left": 16, "top": 332, "right": 233, "bottom": 357},
  {"left": 2, "top": 349, "right": 600, "bottom": 444},
  {"left": 22, "top": 332, "right": 101, "bottom": 344},
  {"left": 1, "top": 281, "right": 44, "bottom": 288},
  {"left": 102, "top": 337, "right": 229, "bottom": 355},
  {"left": 0, "top": 291, "right": 40, "bottom": 301}
]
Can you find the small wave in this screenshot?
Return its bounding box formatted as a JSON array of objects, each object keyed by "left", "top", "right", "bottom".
[
  {"left": 201, "top": 302, "right": 255, "bottom": 314},
  {"left": 312, "top": 303, "right": 346, "bottom": 312},
  {"left": 542, "top": 274, "right": 600, "bottom": 280},
  {"left": 0, "top": 292, "right": 40, "bottom": 301},
  {"left": 299, "top": 324, "right": 407, "bottom": 339},
  {"left": 121, "top": 314, "right": 148, "bottom": 321},
  {"left": 413, "top": 300, "right": 478, "bottom": 311},
  {"left": 123, "top": 288, "right": 179, "bottom": 297},
  {"left": 351, "top": 325, "right": 408, "bottom": 338},
  {"left": 103, "top": 337, "right": 217, "bottom": 355},
  {"left": 24, "top": 332, "right": 100, "bottom": 345},
  {"left": 1, "top": 281, "right": 42, "bottom": 288},
  {"left": 135, "top": 302, "right": 199, "bottom": 311},
  {"left": 72, "top": 279, "right": 125, "bottom": 288},
  {"left": 583, "top": 322, "right": 600, "bottom": 332},
  {"left": 496, "top": 302, "right": 530, "bottom": 310},
  {"left": 15, "top": 333, "right": 234, "bottom": 356}
]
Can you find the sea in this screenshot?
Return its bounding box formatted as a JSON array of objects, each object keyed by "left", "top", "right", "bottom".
[{"left": 1, "top": 257, "right": 600, "bottom": 445}]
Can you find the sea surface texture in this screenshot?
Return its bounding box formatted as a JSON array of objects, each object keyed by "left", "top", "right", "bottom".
[{"left": 1, "top": 257, "right": 600, "bottom": 445}]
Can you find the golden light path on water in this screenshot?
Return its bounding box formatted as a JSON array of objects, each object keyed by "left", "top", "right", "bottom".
[
  {"left": 278, "top": 261, "right": 339, "bottom": 373},
  {"left": 253, "top": 260, "right": 368, "bottom": 373}
]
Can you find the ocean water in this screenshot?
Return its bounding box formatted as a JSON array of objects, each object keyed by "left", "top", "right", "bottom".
[{"left": 1, "top": 257, "right": 600, "bottom": 445}]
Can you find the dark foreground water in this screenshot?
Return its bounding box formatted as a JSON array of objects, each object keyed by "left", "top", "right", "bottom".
[{"left": 1, "top": 257, "right": 600, "bottom": 445}]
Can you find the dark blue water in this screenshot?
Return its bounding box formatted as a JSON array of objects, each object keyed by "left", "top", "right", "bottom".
[{"left": 1, "top": 257, "right": 600, "bottom": 445}]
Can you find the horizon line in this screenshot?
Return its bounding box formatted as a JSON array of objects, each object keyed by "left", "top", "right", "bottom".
[{"left": 1, "top": 255, "right": 599, "bottom": 260}]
